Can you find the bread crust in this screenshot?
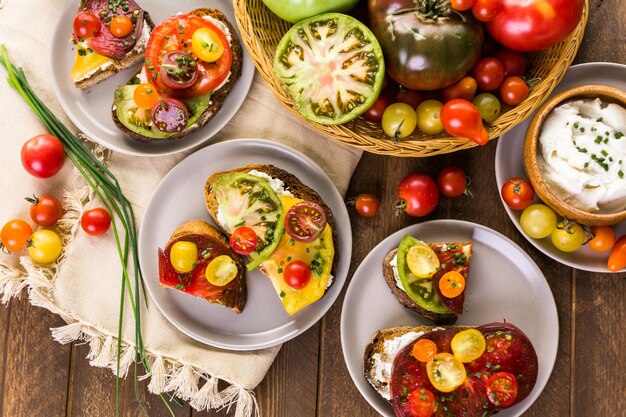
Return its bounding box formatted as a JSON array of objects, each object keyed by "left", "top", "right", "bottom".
[{"left": 111, "top": 8, "right": 243, "bottom": 142}]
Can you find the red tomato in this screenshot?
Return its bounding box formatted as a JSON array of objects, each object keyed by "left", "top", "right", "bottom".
[
  {"left": 451, "top": 0, "right": 475, "bottom": 11},
  {"left": 494, "top": 50, "right": 527, "bottom": 77},
  {"left": 110, "top": 15, "right": 133, "bottom": 38},
  {"left": 437, "top": 166, "right": 469, "bottom": 198},
  {"left": 21, "top": 134, "right": 65, "bottom": 178},
  {"left": 81, "top": 208, "right": 111, "bottom": 236},
  {"left": 472, "top": 0, "right": 501, "bottom": 22},
  {"left": 442, "top": 76, "right": 478, "bottom": 103},
  {"left": 486, "top": 0, "right": 585, "bottom": 52},
  {"left": 407, "top": 388, "right": 436, "bottom": 417},
  {"left": 354, "top": 194, "right": 380, "bottom": 218},
  {"left": 396, "top": 89, "right": 423, "bottom": 108},
  {"left": 364, "top": 96, "right": 391, "bottom": 123},
  {"left": 499, "top": 76, "right": 529, "bottom": 106},
  {"left": 284, "top": 202, "right": 327, "bottom": 243},
  {"left": 395, "top": 174, "right": 439, "bottom": 218},
  {"left": 440, "top": 99, "right": 489, "bottom": 145},
  {"left": 501, "top": 178, "right": 534, "bottom": 210},
  {"left": 27, "top": 195, "right": 63, "bottom": 226},
  {"left": 472, "top": 57, "right": 505, "bottom": 91},
  {"left": 608, "top": 235, "right": 626, "bottom": 272},
  {"left": 283, "top": 260, "right": 311, "bottom": 290},
  {"left": 486, "top": 372, "right": 519, "bottom": 408},
  {"left": 73, "top": 11, "right": 100, "bottom": 38},
  {"left": 230, "top": 226, "right": 259, "bottom": 255},
  {"left": 587, "top": 226, "right": 615, "bottom": 253},
  {"left": 0, "top": 220, "right": 33, "bottom": 252}
]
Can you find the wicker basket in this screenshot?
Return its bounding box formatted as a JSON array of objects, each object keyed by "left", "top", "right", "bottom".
[{"left": 234, "top": 0, "right": 589, "bottom": 157}]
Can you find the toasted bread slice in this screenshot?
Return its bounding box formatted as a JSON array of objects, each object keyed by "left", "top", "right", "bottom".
[{"left": 111, "top": 8, "right": 243, "bottom": 142}]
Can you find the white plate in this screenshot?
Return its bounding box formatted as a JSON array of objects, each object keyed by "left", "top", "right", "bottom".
[
  {"left": 495, "top": 63, "right": 626, "bottom": 273},
  {"left": 341, "top": 220, "right": 558, "bottom": 417},
  {"left": 139, "top": 139, "right": 352, "bottom": 350},
  {"left": 50, "top": 0, "right": 255, "bottom": 156}
]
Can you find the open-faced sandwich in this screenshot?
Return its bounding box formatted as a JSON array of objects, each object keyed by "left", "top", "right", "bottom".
[
  {"left": 158, "top": 220, "right": 246, "bottom": 313},
  {"left": 70, "top": 0, "right": 154, "bottom": 89},
  {"left": 384, "top": 235, "right": 473, "bottom": 325},
  {"left": 111, "top": 8, "right": 243, "bottom": 142},
  {"left": 364, "top": 323, "right": 538, "bottom": 417},
  {"left": 204, "top": 165, "right": 337, "bottom": 316}
]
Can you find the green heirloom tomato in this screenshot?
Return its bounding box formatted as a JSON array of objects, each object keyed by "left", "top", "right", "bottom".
[
  {"left": 274, "top": 13, "right": 385, "bottom": 125},
  {"left": 261, "top": 0, "right": 361, "bottom": 23}
]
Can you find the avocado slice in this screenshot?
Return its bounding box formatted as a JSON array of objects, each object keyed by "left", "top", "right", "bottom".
[{"left": 396, "top": 234, "right": 450, "bottom": 315}]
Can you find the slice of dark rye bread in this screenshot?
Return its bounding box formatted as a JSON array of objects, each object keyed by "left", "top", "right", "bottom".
[
  {"left": 74, "top": 13, "right": 156, "bottom": 89},
  {"left": 204, "top": 164, "right": 339, "bottom": 285},
  {"left": 111, "top": 8, "right": 243, "bottom": 142}
]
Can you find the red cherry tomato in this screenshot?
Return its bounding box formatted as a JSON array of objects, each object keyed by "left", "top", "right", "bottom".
[
  {"left": 73, "top": 11, "right": 100, "bottom": 38},
  {"left": 472, "top": 57, "right": 505, "bottom": 91},
  {"left": 0, "top": 220, "right": 33, "bottom": 252},
  {"left": 587, "top": 226, "right": 615, "bottom": 253},
  {"left": 608, "top": 235, "right": 626, "bottom": 272},
  {"left": 110, "top": 15, "right": 133, "bottom": 38},
  {"left": 81, "top": 208, "right": 111, "bottom": 236},
  {"left": 21, "top": 134, "right": 65, "bottom": 178},
  {"left": 229, "top": 226, "right": 259, "bottom": 255},
  {"left": 494, "top": 50, "right": 527, "bottom": 77},
  {"left": 408, "top": 388, "right": 436, "bottom": 417},
  {"left": 354, "top": 194, "right": 380, "bottom": 218},
  {"left": 395, "top": 174, "right": 439, "bottom": 218},
  {"left": 396, "top": 89, "right": 423, "bottom": 108},
  {"left": 486, "top": 372, "right": 519, "bottom": 408},
  {"left": 27, "top": 195, "right": 63, "bottom": 226},
  {"left": 364, "top": 96, "right": 391, "bottom": 123},
  {"left": 442, "top": 76, "right": 478, "bottom": 103},
  {"left": 437, "top": 166, "right": 469, "bottom": 198},
  {"left": 451, "top": 0, "right": 476, "bottom": 11},
  {"left": 499, "top": 76, "right": 529, "bottom": 106},
  {"left": 440, "top": 99, "right": 489, "bottom": 145},
  {"left": 283, "top": 260, "right": 311, "bottom": 290},
  {"left": 501, "top": 177, "right": 534, "bottom": 210},
  {"left": 284, "top": 202, "right": 328, "bottom": 243},
  {"left": 472, "top": 0, "right": 501, "bottom": 22}
]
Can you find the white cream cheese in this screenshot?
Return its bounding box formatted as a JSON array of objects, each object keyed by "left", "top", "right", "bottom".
[
  {"left": 326, "top": 274, "right": 334, "bottom": 289},
  {"left": 389, "top": 254, "right": 404, "bottom": 291},
  {"left": 538, "top": 98, "right": 626, "bottom": 213},
  {"left": 247, "top": 170, "right": 294, "bottom": 197}
]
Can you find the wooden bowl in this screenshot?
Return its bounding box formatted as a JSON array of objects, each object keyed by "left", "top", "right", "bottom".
[{"left": 523, "top": 84, "right": 626, "bottom": 226}]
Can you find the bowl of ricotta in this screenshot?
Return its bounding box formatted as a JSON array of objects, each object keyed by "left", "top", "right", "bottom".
[{"left": 524, "top": 84, "right": 626, "bottom": 226}]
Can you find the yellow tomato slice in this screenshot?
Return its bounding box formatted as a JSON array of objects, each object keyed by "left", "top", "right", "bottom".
[
  {"left": 412, "top": 339, "right": 438, "bottom": 363},
  {"left": 406, "top": 243, "right": 440, "bottom": 278},
  {"left": 170, "top": 241, "right": 198, "bottom": 273},
  {"left": 451, "top": 329, "right": 486, "bottom": 363},
  {"left": 205, "top": 255, "right": 238, "bottom": 286},
  {"left": 426, "top": 353, "right": 467, "bottom": 393},
  {"left": 191, "top": 27, "right": 224, "bottom": 62}
]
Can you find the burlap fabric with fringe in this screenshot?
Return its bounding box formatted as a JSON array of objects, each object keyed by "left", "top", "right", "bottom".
[{"left": 0, "top": 0, "right": 362, "bottom": 415}]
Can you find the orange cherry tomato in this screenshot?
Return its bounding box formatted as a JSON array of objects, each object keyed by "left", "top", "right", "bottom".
[
  {"left": 0, "top": 219, "right": 33, "bottom": 252},
  {"left": 408, "top": 388, "right": 436, "bottom": 417},
  {"left": 608, "top": 235, "right": 626, "bottom": 272},
  {"left": 451, "top": 0, "right": 475, "bottom": 11},
  {"left": 588, "top": 226, "right": 615, "bottom": 253},
  {"left": 486, "top": 372, "right": 519, "bottom": 408},
  {"left": 110, "top": 15, "right": 133, "bottom": 38},
  {"left": 412, "top": 339, "right": 438, "bottom": 362},
  {"left": 442, "top": 76, "right": 478, "bottom": 103},
  {"left": 439, "top": 270, "right": 466, "bottom": 298},
  {"left": 133, "top": 83, "right": 160, "bottom": 110},
  {"left": 441, "top": 99, "right": 489, "bottom": 145}
]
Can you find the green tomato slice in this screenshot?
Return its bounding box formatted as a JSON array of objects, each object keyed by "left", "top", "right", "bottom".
[
  {"left": 274, "top": 13, "right": 385, "bottom": 125},
  {"left": 211, "top": 172, "right": 285, "bottom": 271}
]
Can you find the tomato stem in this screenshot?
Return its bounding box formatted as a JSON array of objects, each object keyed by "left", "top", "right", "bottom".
[{"left": 393, "top": 199, "right": 407, "bottom": 216}]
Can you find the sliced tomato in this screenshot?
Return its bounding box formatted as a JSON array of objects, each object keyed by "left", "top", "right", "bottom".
[
  {"left": 144, "top": 14, "right": 232, "bottom": 98},
  {"left": 412, "top": 339, "right": 438, "bottom": 363},
  {"left": 486, "top": 372, "right": 518, "bottom": 408},
  {"left": 230, "top": 226, "right": 259, "bottom": 256},
  {"left": 284, "top": 202, "right": 327, "bottom": 243},
  {"left": 407, "top": 388, "right": 436, "bottom": 417}
]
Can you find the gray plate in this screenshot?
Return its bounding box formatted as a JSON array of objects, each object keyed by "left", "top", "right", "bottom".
[
  {"left": 139, "top": 139, "right": 352, "bottom": 350},
  {"left": 50, "top": 0, "right": 255, "bottom": 156},
  {"left": 495, "top": 63, "right": 626, "bottom": 272},
  {"left": 341, "top": 220, "right": 558, "bottom": 417}
]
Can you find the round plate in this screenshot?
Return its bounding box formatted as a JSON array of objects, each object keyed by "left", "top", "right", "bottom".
[
  {"left": 139, "top": 139, "right": 351, "bottom": 350},
  {"left": 495, "top": 63, "right": 626, "bottom": 273},
  {"left": 341, "top": 220, "right": 558, "bottom": 417},
  {"left": 50, "top": 0, "right": 254, "bottom": 156}
]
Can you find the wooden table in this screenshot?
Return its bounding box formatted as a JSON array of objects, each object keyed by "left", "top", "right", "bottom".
[{"left": 1, "top": 1, "right": 624, "bottom": 415}]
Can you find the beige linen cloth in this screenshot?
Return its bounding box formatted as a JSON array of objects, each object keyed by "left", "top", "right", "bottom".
[{"left": 0, "top": 0, "right": 361, "bottom": 415}]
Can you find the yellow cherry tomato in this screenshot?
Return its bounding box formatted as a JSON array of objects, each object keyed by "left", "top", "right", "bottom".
[
  {"left": 133, "top": 83, "right": 160, "bottom": 110},
  {"left": 412, "top": 339, "right": 438, "bottom": 363},
  {"left": 110, "top": 15, "right": 133, "bottom": 38},
  {"left": 205, "top": 255, "right": 238, "bottom": 286},
  {"left": 416, "top": 100, "right": 444, "bottom": 134},
  {"left": 451, "top": 329, "right": 486, "bottom": 363},
  {"left": 426, "top": 353, "right": 467, "bottom": 393},
  {"left": 28, "top": 230, "right": 63, "bottom": 264},
  {"left": 406, "top": 243, "right": 440, "bottom": 278},
  {"left": 191, "top": 27, "right": 224, "bottom": 63},
  {"left": 169, "top": 241, "right": 198, "bottom": 273}
]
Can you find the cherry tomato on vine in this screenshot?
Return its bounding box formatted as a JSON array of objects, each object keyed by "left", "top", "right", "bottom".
[
  {"left": 110, "top": 15, "right": 133, "bottom": 38},
  {"left": 81, "top": 208, "right": 111, "bottom": 236},
  {"left": 608, "top": 235, "right": 626, "bottom": 272},
  {"left": 441, "top": 99, "right": 489, "bottom": 145},
  {"left": 472, "top": 0, "right": 501, "bottom": 22},
  {"left": 0, "top": 220, "right": 33, "bottom": 252},
  {"left": 382, "top": 103, "right": 418, "bottom": 139},
  {"left": 442, "top": 76, "right": 478, "bottom": 103},
  {"left": 21, "top": 134, "right": 65, "bottom": 178},
  {"left": 494, "top": 50, "right": 527, "bottom": 78},
  {"left": 364, "top": 95, "right": 391, "bottom": 123},
  {"left": 472, "top": 57, "right": 505, "bottom": 91},
  {"left": 412, "top": 339, "right": 438, "bottom": 362},
  {"left": 73, "top": 11, "right": 100, "bottom": 38},
  {"left": 353, "top": 194, "right": 380, "bottom": 218},
  {"left": 394, "top": 174, "right": 439, "bottom": 218},
  {"left": 408, "top": 388, "right": 436, "bottom": 417},
  {"left": 396, "top": 88, "right": 423, "bottom": 108},
  {"left": 551, "top": 221, "right": 585, "bottom": 253},
  {"left": 499, "top": 76, "right": 529, "bottom": 106},
  {"left": 501, "top": 177, "right": 534, "bottom": 210},
  {"left": 230, "top": 226, "right": 259, "bottom": 255},
  {"left": 587, "top": 226, "right": 615, "bottom": 253},
  {"left": 283, "top": 260, "right": 311, "bottom": 290},
  {"left": 451, "top": 0, "right": 475, "bottom": 11},
  {"left": 486, "top": 372, "right": 519, "bottom": 408},
  {"left": 27, "top": 195, "right": 63, "bottom": 226},
  {"left": 437, "top": 166, "right": 470, "bottom": 198}
]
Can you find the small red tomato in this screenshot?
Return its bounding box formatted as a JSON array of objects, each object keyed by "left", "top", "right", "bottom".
[
  {"left": 230, "top": 226, "right": 259, "bottom": 255},
  {"left": 21, "top": 134, "right": 65, "bottom": 178},
  {"left": 27, "top": 195, "right": 63, "bottom": 226},
  {"left": 608, "top": 235, "right": 626, "bottom": 272},
  {"left": 587, "top": 226, "right": 616, "bottom": 253},
  {"left": 408, "top": 388, "right": 436, "bottom": 417},
  {"left": 494, "top": 50, "right": 527, "bottom": 77},
  {"left": 73, "top": 11, "right": 100, "bottom": 38},
  {"left": 396, "top": 89, "right": 423, "bottom": 108},
  {"left": 441, "top": 99, "right": 489, "bottom": 145},
  {"left": 0, "top": 220, "right": 33, "bottom": 252},
  {"left": 472, "top": 0, "right": 501, "bottom": 22},
  {"left": 501, "top": 178, "right": 534, "bottom": 210},
  {"left": 394, "top": 174, "right": 439, "bottom": 218},
  {"left": 437, "top": 167, "right": 470, "bottom": 198},
  {"left": 499, "top": 76, "right": 529, "bottom": 106},
  {"left": 451, "top": 0, "right": 475, "bottom": 11},
  {"left": 472, "top": 57, "right": 505, "bottom": 91},
  {"left": 81, "top": 208, "right": 111, "bottom": 236},
  {"left": 364, "top": 95, "right": 392, "bottom": 123},
  {"left": 486, "top": 372, "right": 519, "bottom": 408},
  {"left": 353, "top": 194, "right": 380, "bottom": 218},
  {"left": 283, "top": 260, "right": 311, "bottom": 290}
]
